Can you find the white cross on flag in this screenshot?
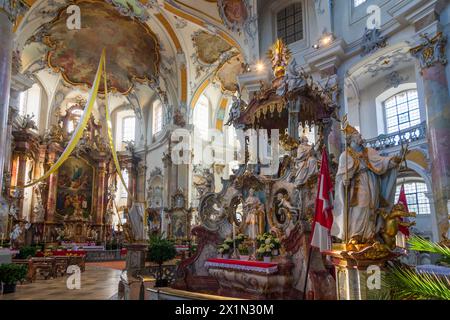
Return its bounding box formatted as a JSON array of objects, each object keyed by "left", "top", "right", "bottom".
[{"left": 310, "top": 148, "right": 334, "bottom": 252}]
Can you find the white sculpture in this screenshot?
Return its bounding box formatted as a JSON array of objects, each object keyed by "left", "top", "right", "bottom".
[
  {"left": 293, "top": 135, "right": 319, "bottom": 185},
  {"left": 331, "top": 124, "right": 401, "bottom": 244}
]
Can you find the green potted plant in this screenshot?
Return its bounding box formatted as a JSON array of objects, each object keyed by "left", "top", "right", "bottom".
[
  {"left": 17, "top": 246, "right": 37, "bottom": 259},
  {"left": 238, "top": 244, "right": 249, "bottom": 261},
  {"left": 148, "top": 235, "right": 177, "bottom": 287},
  {"left": 0, "top": 263, "right": 27, "bottom": 293}
]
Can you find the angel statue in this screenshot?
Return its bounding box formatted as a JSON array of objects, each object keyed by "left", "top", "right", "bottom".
[{"left": 331, "top": 123, "right": 402, "bottom": 245}]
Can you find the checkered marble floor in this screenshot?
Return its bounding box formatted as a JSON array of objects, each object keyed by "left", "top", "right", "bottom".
[{"left": 0, "top": 265, "right": 122, "bottom": 300}]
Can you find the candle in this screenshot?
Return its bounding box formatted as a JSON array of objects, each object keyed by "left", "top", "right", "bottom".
[{"left": 232, "top": 222, "right": 236, "bottom": 258}]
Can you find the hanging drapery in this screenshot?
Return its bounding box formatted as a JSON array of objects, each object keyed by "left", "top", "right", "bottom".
[{"left": 18, "top": 49, "right": 107, "bottom": 189}]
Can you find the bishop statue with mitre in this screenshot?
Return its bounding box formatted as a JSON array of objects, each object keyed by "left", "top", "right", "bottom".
[{"left": 331, "top": 124, "right": 402, "bottom": 245}]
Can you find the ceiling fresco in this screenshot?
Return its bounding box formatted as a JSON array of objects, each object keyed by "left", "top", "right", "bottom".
[
  {"left": 214, "top": 52, "right": 246, "bottom": 93},
  {"left": 192, "top": 30, "right": 233, "bottom": 65},
  {"left": 43, "top": 0, "right": 160, "bottom": 94}
]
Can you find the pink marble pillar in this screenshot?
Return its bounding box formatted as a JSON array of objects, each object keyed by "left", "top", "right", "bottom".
[
  {"left": 421, "top": 64, "right": 450, "bottom": 240},
  {"left": 46, "top": 148, "right": 59, "bottom": 224},
  {"left": 15, "top": 152, "right": 28, "bottom": 220},
  {"left": 0, "top": 11, "right": 13, "bottom": 195},
  {"left": 126, "top": 162, "right": 136, "bottom": 208},
  {"left": 411, "top": 32, "right": 450, "bottom": 239},
  {"left": 96, "top": 161, "right": 107, "bottom": 225}
]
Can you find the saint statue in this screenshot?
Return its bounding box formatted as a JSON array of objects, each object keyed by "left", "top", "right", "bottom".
[
  {"left": 331, "top": 124, "right": 401, "bottom": 244},
  {"left": 293, "top": 135, "right": 319, "bottom": 185},
  {"left": 225, "top": 96, "right": 241, "bottom": 127},
  {"left": 244, "top": 188, "right": 263, "bottom": 239}
]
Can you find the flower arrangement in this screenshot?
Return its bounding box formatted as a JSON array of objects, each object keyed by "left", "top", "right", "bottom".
[
  {"left": 256, "top": 233, "right": 281, "bottom": 259},
  {"left": 238, "top": 243, "right": 249, "bottom": 255},
  {"left": 217, "top": 238, "right": 234, "bottom": 256}
]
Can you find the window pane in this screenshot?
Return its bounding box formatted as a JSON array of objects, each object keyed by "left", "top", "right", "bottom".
[
  {"left": 395, "top": 182, "right": 430, "bottom": 214},
  {"left": 153, "top": 101, "right": 163, "bottom": 135},
  {"left": 194, "top": 95, "right": 209, "bottom": 140},
  {"left": 277, "top": 3, "right": 303, "bottom": 45},
  {"left": 384, "top": 90, "right": 421, "bottom": 133},
  {"left": 122, "top": 117, "right": 135, "bottom": 142}
]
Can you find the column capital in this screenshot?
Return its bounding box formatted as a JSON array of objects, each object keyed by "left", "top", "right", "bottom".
[
  {"left": 0, "top": 0, "right": 28, "bottom": 24},
  {"left": 410, "top": 32, "right": 448, "bottom": 69}
]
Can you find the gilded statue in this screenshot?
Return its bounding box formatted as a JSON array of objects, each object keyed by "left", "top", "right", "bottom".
[
  {"left": 267, "top": 39, "right": 291, "bottom": 78},
  {"left": 379, "top": 204, "right": 416, "bottom": 250},
  {"left": 331, "top": 123, "right": 402, "bottom": 245}
]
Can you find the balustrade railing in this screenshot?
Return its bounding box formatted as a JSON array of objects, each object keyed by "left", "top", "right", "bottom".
[{"left": 365, "top": 122, "right": 427, "bottom": 151}]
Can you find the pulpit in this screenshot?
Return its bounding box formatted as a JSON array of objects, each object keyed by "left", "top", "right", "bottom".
[{"left": 205, "top": 258, "right": 294, "bottom": 299}]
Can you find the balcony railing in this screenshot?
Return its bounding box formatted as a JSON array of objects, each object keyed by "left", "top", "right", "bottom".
[{"left": 365, "top": 122, "right": 427, "bottom": 151}]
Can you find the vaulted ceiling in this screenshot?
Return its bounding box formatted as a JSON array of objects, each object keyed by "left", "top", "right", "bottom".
[{"left": 14, "top": 0, "right": 257, "bottom": 113}]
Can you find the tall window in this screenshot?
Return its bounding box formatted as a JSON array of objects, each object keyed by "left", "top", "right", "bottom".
[
  {"left": 384, "top": 90, "right": 420, "bottom": 134},
  {"left": 153, "top": 100, "right": 163, "bottom": 136},
  {"left": 277, "top": 3, "right": 303, "bottom": 45},
  {"left": 354, "top": 0, "right": 367, "bottom": 7},
  {"left": 395, "top": 182, "right": 431, "bottom": 215},
  {"left": 120, "top": 170, "right": 129, "bottom": 198},
  {"left": 19, "top": 83, "right": 41, "bottom": 127},
  {"left": 122, "top": 116, "right": 135, "bottom": 142},
  {"left": 193, "top": 95, "right": 209, "bottom": 140}
]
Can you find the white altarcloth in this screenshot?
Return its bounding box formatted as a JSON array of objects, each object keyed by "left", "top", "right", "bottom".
[{"left": 331, "top": 147, "right": 398, "bottom": 242}]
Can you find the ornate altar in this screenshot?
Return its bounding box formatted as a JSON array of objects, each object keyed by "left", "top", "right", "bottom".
[
  {"left": 8, "top": 96, "right": 113, "bottom": 244},
  {"left": 173, "top": 40, "right": 339, "bottom": 299},
  {"left": 166, "top": 189, "right": 192, "bottom": 241}
]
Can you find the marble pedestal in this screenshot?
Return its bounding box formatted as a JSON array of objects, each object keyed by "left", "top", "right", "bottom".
[
  {"left": 118, "top": 243, "right": 148, "bottom": 300},
  {"left": 327, "top": 249, "right": 393, "bottom": 300}
]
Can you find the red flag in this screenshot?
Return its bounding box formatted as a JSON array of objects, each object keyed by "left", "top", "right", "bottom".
[
  {"left": 311, "top": 149, "right": 334, "bottom": 252},
  {"left": 397, "top": 184, "right": 410, "bottom": 237}
]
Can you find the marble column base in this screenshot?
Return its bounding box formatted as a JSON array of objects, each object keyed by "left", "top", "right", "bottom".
[{"left": 327, "top": 250, "right": 392, "bottom": 300}]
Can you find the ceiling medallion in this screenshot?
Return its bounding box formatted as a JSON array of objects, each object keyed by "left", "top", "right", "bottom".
[
  {"left": 42, "top": 0, "right": 160, "bottom": 95},
  {"left": 217, "top": 0, "right": 249, "bottom": 33}
]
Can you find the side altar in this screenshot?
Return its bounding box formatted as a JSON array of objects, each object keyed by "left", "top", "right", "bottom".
[{"left": 6, "top": 96, "right": 119, "bottom": 246}]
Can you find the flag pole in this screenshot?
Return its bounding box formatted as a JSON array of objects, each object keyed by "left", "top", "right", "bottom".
[
  {"left": 302, "top": 245, "right": 313, "bottom": 300},
  {"left": 342, "top": 115, "right": 349, "bottom": 245}
]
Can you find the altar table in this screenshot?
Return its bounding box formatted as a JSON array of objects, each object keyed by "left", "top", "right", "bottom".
[
  {"left": 35, "top": 250, "right": 87, "bottom": 257},
  {"left": 205, "top": 258, "right": 278, "bottom": 274},
  {"left": 205, "top": 258, "right": 293, "bottom": 299}
]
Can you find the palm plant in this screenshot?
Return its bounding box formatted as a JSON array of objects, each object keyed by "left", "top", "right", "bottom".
[{"left": 385, "top": 236, "right": 450, "bottom": 300}]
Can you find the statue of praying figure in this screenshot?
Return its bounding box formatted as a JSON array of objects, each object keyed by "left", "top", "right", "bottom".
[
  {"left": 331, "top": 124, "right": 401, "bottom": 245},
  {"left": 244, "top": 188, "right": 263, "bottom": 240}
]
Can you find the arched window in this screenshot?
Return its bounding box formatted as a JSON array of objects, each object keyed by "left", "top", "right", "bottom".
[
  {"left": 193, "top": 95, "right": 209, "bottom": 140},
  {"left": 122, "top": 116, "right": 135, "bottom": 142},
  {"left": 276, "top": 3, "right": 303, "bottom": 45},
  {"left": 384, "top": 90, "right": 420, "bottom": 134},
  {"left": 395, "top": 181, "right": 431, "bottom": 215},
  {"left": 114, "top": 109, "right": 136, "bottom": 151},
  {"left": 152, "top": 100, "right": 163, "bottom": 136},
  {"left": 19, "top": 83, "right": 42, "bottom": 128}
]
